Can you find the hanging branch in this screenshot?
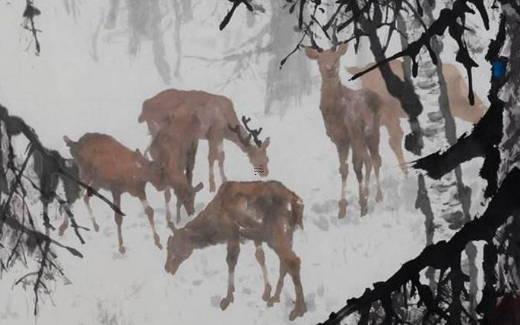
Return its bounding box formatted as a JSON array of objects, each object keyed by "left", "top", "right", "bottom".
[
  {"left": 319, "top": 168, "right": 520, "bottom": 325},
  {"left": 22, "top": 0, "right": 42, "bottom": 55},
  {"left": 0, "top": 104, "right": 122, "bottom": 315}
]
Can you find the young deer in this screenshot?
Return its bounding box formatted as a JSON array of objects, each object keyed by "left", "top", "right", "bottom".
[
  {"left": 305, "top": 44, "right": 383, "bottom": 218},
  {"left": 148, "top": 112, "right": 204, "bottom": 225},
  {"left": 139, "top": 89, "right": 270, "bottom": 192},
  {"left": 63, "top": 133, "right": 169, "bottom": 253},
  {"left": 347, "top": 59, "right": 487, "bottom": 172},
  {"left": 164, "top": 180, "right": 306, "bottom": 321}
]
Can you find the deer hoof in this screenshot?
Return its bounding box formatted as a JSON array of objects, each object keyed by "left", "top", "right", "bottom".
[
  {"left": 360, "top": 205, "right": 368, "bottom": 217},
  {"left": 220, "top": 295, "right": 234, "bottom": 310},
  {"left": 58, "top": 226, "right": 66, "bottom": 237},
  {"left": 154, "top": 234, "right": 162, "bottom": 250},
  {"left": 93, "top": 223, "right": 100, "bottom": 232},
  {"left": 262, "top": 284, "right": 272, "bottom": 302},
  {"left": 289, "top": 303, "right": 307, "bottom": 321},
  {"left": 376, "top": 190, "right": 383, "bottom": 202},
  {"left": 210, "top": 182, "right": 216, "bottom": 193},
  {"left": 267, "top": 296, "right": 280, "bottom": 307},
  {"left": 119, "top": 246, "right": 126, "bottom": 254},
  {"left": 338, "top": 199, "right": 347, "bottom": 219}
]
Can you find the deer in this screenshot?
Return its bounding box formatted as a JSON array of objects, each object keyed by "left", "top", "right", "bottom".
[
  {"left": 148, "top": 111, "right": 204, "bottom": 225},
  {"left": 346, "top": 59, "right": 487, "bottom": 172},
  {"left": 164, "top": 180, "right": 307, "bottom": 321},
  {"left": 305, "top": 41, "right": 383, "bottom": 218},
  {"left": 139, "top": 89, "right": 270, "bottom": 192},
  {"left": 63, "top": 132, "right": 201, "bottom": 253}
]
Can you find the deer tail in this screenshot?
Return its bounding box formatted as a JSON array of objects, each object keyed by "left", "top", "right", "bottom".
[{"left": 290, "top": 192, "right": 304, "bottom": 230}]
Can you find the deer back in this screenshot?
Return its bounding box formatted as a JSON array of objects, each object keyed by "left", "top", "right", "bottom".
[{"left": 70, "top": 133, "right": 152, "bottom": 188}]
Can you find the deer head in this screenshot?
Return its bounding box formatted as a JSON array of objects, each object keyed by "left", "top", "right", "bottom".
[
  {"left": 229, "top": 116, "right": 270, "bottom": 177},
  {"left": 305, "top": 43, "right": 348, "bottom": 79},
  {"left": 173, "top": 178, "right": 204, "bottom": 216},
  {"left": 164, "top": 228, "right": 194, "bottom": 275}
]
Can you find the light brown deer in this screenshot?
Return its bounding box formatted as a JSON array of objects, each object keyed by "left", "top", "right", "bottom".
[
  {"left": 60, "top": 133, "right": 202, "bottom": 254},
  {"left": 305, "top": 44, "right": 383, "bottom": 218},
  {"left": 164, "top": 180, "right": 307, "bottom": 321},
  {"left": 346, "top": 59, "right": 487, "bottom": 171},
  {"left": 139, "top": 89, "right": 270, "bottom": 192},
  {"left": 63, "top": 133, "right": 166, "bottom": 253},
  {"left": 148, "top": 112, "right": 204, "bottom": 225}
]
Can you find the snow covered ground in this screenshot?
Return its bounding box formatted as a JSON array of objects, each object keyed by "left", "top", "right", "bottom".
[{"left": 0, "top": 1, "right": 494, "bottom": 324}]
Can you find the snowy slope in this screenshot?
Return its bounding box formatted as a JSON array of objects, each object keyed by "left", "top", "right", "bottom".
[{"left": 0, "top": 1, "right": 492, "bottom": 324}]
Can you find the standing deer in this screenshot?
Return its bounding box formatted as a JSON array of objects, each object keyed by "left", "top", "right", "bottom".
[
  {"left": 139, "top": 89, "right": 270, "bottom": 192},
  {"left": 305, "top": 43, "right": 383, "bottom": 218},
  {"left": 63, "top": 132, "right": 198, "bottom": 253},
  {"left": 148, "top": 112, "right": 204, "bottom": 225},
  {"left": 164, "top": 180, "right": 307, "bottom": 321},
  {"left": 346, "top": 59, "right": 487, "bottom": 172}
]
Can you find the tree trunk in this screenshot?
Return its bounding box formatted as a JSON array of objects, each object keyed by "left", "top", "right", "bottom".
[{"left": 264, "top": 0, "right": 312, "bottom": 115}]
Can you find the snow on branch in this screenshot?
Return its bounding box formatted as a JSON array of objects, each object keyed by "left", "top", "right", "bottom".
[{"left": 0, "top": 104, "right": 121, "bottom": 315}]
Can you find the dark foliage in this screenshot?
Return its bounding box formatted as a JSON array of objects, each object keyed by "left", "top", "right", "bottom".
[{"left": 0, "top": 104, "right": 121, "bottom": 314}]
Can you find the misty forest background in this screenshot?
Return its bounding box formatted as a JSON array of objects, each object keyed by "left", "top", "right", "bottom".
[{"left": 0, "top": 0, "right": 519, "bottom": 324}]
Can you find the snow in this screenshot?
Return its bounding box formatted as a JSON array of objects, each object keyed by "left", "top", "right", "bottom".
[{"left": 0, "top": 1, "right": 493, "bottom": 324}]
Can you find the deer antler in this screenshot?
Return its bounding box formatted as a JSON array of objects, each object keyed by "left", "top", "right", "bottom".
[
  {"left": 241, "top": 116, "right": 263, "bottom": 147},
  {"left": 227, "top": 115, "right": 264, "bottom": 148},
  {"left": 228, "top": 123, "right": 252, "bottom": 147}
]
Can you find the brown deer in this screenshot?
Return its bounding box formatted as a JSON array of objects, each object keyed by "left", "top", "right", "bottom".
[
  {"left": 346, "top": 59, "right": 487, "bottom": 172},
  {"left": 305, "top": 43, "right": 383, "bottom": 218},
  {"left": 139, "top": 89, "right": 270, "bottom": 192},
  {"left": 148, "top": 111, "right": 204, "bottom": 225},
  {"left": 63, "top": 133, "right": 167, "bottom": 253},
  {"left": 164, "top": 180, "right": 307, "bottom": 321}
]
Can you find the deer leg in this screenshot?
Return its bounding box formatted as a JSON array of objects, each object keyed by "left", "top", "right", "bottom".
[
  {"left": 220, "top": 237, "right": 240, "bottom": 310},
  {"left": 58, "top": 207, "right": 69, "bottom": 236},
  {"left": 352, "top": 149, "right": 368, "bottom": 217},
  {"left": 185, "top": 141, "right": 198, "bottom": 185},
  {"left": 385, "top": 118, "right": 407, "bottom": 175},
  {"left": 83, "top": 190, "right": 100, "bottom": 232},
  {"left": 139, "top": 192, "right": 162, "bottom": 250},
  {"left": 254, "top": 241, "right": 272, "bottom": 301},
  {"left": 217, "top": 144, "right": 227, "bottom": 184},
  {"left": 336, "top": 144, "right": 350, "bottom": 219},
  {"left": 267, "top": 258, "right": 287, "bottom": 307},
  {"left": 367, "top": 134, "right": 383, "bottom": 202},
  {"left": 175, "top": 193, "right": 182, "bottom": 224},
  {"left": 208, "top": 143, "right": 218, "bottom": 193},
  {"left": 112, "top": 191, "right": 125, "bottom": 254},
  {"left": 164, "top": 188, "right": 173, "bottom": 228},
  {"left": 269, "top": 234, "right": 306, "bottom": 320}
]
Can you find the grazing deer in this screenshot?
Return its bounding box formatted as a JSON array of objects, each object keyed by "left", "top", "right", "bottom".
[
  {"left": 347, "top": 60, "right": 487, "bottom": 172},
  {"left": 139, "top": 89, "right": 270, "bottom": 192},
  {"left": 148, "top": 112, "right": 204, "bottom": 225},
  {"left": 63, "top": 133, "right": 167, "bottom": 253},
  {"left": 164, "top": 180, "right": 307, "bottom": 321},
  {"left": 305, "top": 43, "right": 383, "bottom": 218}
]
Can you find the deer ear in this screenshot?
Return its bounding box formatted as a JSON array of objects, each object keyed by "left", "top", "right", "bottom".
[
  {"left": 337, "top": 43, "right": 348, "bottom": 56},
  {"left": 262, "top": 137, "right": 270, "bottom": 149},
  {"left": 304, "top": 47, "right": 320, "bottom": 60}
]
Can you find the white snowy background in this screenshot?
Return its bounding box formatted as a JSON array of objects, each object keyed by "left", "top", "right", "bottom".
[{"left": 0, "top": 1, "right": 497, "bottom": 324}]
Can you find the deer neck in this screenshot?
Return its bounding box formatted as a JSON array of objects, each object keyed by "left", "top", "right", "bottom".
[
  {"left": 184, "top": 211, "right": 223, "bottom": 249},
  {"left": 319, "top": 75, "right": 344, "bottom": 113},
  {"left": 226, "top": 126, "right": 251, "bottom": 154}
]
